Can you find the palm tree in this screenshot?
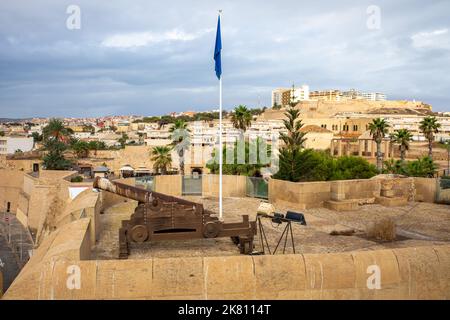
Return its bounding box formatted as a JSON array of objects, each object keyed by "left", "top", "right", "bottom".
[
  {"left": 391, "top": 129, "right": 413, "bottom": 162},
  {"left": 368, "top": 118, "right": 390, "bottom": 172},
  {"left": 151, "top": 146, "right": 172, "bottom": 175},
  {"left": 231, "top": 105, "right": 252, "bottom": 131},
  {"left": 419, "top": 116, "right": 441, "bottom": 159},
  {"left": 43, "top": 118, "right": 71, "bottom": 142},
  {"left": 169, "top": 119, "right": 190, "bottom": 175}
]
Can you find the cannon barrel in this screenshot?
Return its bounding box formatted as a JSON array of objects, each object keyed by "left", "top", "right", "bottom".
[
  {"left": 93, "top": 177, "right": 199, "bottom": 206},
  {"left": 94, "top": 177, "right": 154, "bottom": 203}
]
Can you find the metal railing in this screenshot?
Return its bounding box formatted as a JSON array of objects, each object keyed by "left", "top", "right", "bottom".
[
  {"left": 182, "top": 175, "right": 203, "bottom": 195},
  {"left": 436, "top": 177, "right": 450, "bottom": 204},
  {"left": 135, "top": 176, "right": 155, "bottom": 191}
]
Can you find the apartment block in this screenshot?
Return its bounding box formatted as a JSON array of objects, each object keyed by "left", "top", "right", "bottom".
[
  {"left": 0, "top": 136, "right": 34, "bottom": 154},
  {"left": 271, "top": 85, "right": 310, "bottom": 107}
]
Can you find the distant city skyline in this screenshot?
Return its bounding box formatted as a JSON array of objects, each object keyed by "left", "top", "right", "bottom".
[{"left": 1, "top": 0, "right": 450, "bottom": 118}]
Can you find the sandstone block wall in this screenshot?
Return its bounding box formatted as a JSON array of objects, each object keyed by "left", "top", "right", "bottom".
[
  {"left": 154, "top": 175, "right": 182, "bottom": 196},
  {"left": 270, "top": 177, "right": 438, "bottom": 208},
  {"left": 0, "top": 169, "right": 25, "bottom": 213},
  {"left": 202, "top": 175, "right": 247, "bottom": 197},
  {"left": 269, "top": 179, "right": 331, "bottom": 209},
  {"left": 4, "top": 240, "right": 450, "bottom": 299},
  {"left": 330, "top": 179, "right": 380, "bottom": 201},
  {"left": 414, "top": 177, "right": 437, "bottom": 202}
]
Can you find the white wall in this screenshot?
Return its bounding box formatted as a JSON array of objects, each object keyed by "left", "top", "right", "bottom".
[{"left": 1, "top": 137, "right": 34, "bottom": 154}]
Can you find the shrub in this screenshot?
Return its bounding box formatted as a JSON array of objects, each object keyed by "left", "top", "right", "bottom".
[
  {"left": 274, "top": 150, "right": 377, "bottom": 182},
  {"left": 366, "top": 218, "right": 396, "bottom": 241},
  {"left": 383, "top": 156, "right": 438, "bottom": 178},
  {"left": 404, "top": 156, "right": 437, "bottom": 177},
  {"left": 330, "top": 156, "right": 378, "bottom": 180},
  {"left": 70, "top": 175, "right": 83, "bottom": 183}
]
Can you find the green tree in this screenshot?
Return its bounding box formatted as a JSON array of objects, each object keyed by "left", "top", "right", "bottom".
[
  {"left": 42, "top": 139, "right": 72, "bottom": 170},
  {"left": 72, "top": 140, "right": 90, "bottom": 158},
  {"left": 41, "top": 119, "right": 72, "bottom": 170},
  {"left": 82, "top": 124, "right": 95, "bottom": 134},
  {"left": 368, "top": 118, "right": 390, "bottom": 172},
  {"left": 31, "top": 132, "right": 43, "bottom": 143},
  {"left": 384, "top": 157, "right": 437, "bottom": 177},
  {"left": 231, "top": 105, "right": 252, "bottom": 131},
  {"left": 391, "top": 128, "right": 413, "bottom": 162},
  {"left": 419, "top": 116, "right": 441, "bottom": 159},
  {"left": 404, "top": 156, "right": 437, "bottom": 177},
  {"left": 87, "top": 140, "right": 106, "bottom": 156},
  {"left": 151, "top": 146, "right": 172, "bottom": 175},
  {"left": 169, "top": 119, "right": 190, "bottom": 176},
  {"left": 43, "top": 118, "right": 71, "bottom": 142},
  {"left": 330, "top": 156, "right": 378, "bottom": 180},
  {"left": 383, "top": 159, "right": 405, "bottom": 175},
  {"left": 274, "top": 150, "right": 377, "bottom": 182},
  {"left": 206, "top": 138, "right": 270, "bottom": 177},
  {"left": 117, "top": 133, "right": 129, "bottom": 148},
  {"left": 275, "top": 149, "right": 333, "bottom": 182},
  {"left": 273, "top": 86, "right": 308, "bottom": 181},
  {"left": 280, "top": 108, "right": 306, "bottom": 153}
]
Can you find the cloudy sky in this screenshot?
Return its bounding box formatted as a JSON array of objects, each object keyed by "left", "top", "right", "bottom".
[{"left": 0, "top": 0, "right": 449, "bottom": 118}]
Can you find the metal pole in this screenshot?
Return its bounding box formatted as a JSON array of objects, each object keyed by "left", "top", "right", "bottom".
[
  {"left": 218, "top": 10, "right": 223, "bottom": 221},
  {"left": 447, "top": 143, "right": 449, "bottom": 175},
  {"left": 20, "top": 225, "right": 23, "bottom": 261},
  {"left": 8, "top": 211, "right": 11, "bottom": 243}
]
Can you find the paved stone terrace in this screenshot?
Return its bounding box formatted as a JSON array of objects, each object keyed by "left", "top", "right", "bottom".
[{"left": 91, "top": 197, "right": 450, "bottom": 260}]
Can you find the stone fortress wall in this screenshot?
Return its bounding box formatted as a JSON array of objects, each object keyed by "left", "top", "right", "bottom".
[
  {"left": 260, "top": 99, "right": 431, "bottom": 120},
  {"left": 4, "top": 213, "right": 450, "bottom": 299},
  {"left": 1, "top": 171, "right": 449, "bottom": 299}
]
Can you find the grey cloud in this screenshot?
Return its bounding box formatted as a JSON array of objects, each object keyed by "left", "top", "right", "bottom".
[{"left": 0, "top": 0, "right": 449, "bottom": 118}]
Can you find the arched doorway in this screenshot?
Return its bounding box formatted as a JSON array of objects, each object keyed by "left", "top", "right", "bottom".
[{"left": 191, "top": 167, "right": 203, "bottom": 175}]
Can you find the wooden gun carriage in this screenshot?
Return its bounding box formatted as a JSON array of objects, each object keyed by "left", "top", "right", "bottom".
[{"left": 93, "top": 177, "right": 256, "bottom": 259}]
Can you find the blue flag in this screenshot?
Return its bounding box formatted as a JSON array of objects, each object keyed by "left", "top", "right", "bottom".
[{"left": 214, "top": 16, "right": 222, "bottom": 80}]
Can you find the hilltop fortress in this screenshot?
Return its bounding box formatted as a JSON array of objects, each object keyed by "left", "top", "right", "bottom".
[{"left": 260, "top": 99, "right": 433, "bottom": 120}]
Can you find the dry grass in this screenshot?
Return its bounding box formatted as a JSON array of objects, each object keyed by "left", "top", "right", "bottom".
[{"left": 366, "top": 218, "right": 397, "bottom": 241}]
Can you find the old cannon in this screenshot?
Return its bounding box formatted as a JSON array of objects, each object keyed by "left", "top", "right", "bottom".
[{"left": 93, "top": 177, "right": 256, "bottom": 259}]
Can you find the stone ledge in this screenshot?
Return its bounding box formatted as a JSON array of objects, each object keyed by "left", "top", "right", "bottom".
[
  {"left": 324, "top": 199, "right": 359, "bottom": 211},
  {"left": 375, "top": 196, "right": 408, "bottom": 207}
]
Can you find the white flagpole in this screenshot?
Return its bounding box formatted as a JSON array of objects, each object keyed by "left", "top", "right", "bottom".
[{"left": 218, "top": 10, "right": 223, "bottom": 221}]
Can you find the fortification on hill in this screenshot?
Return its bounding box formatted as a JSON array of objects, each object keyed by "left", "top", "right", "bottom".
[{"left": 259, "top": 100, "right": 432, "bottom": 120}]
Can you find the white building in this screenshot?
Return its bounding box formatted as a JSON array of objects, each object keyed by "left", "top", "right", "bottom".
[
  {"left": 271, "top": 85, "right": 310, "bottom": 107},
  {"left": 0, "top": 136, "right": 34, "bottom": 154},
  {"left": 294, "top": 85, "right": 310, "bottom": 101},
  {"left": 341, "top": 89, "right": 386, "bottom": 101},
  {"left": 361, "top": 92, "right": 386, "bottom": 101}
]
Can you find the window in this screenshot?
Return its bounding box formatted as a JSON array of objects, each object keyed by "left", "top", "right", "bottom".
[{"left": 353, "top": 125, "right": 358, "bottom": 131}]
